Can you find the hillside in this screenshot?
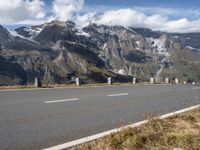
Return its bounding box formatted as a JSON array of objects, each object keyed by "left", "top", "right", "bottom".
[{"left": 0, "top": 20, "right": 200, "bottom": 85}]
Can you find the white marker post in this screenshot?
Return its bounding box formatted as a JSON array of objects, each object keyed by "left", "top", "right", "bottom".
[
  {"left": 165, "top": 78, "right": 169, "bottom": 84},
  {"left": 34, "top": 78, "right": 39, "bottom": 87},
  {"left": 150, "top": 78, "right": 155, "bottom": 84},
  {"left": 183, "top": 81, "right": 187, "bottom": 85},
  {"left": 108, "top": 77, "right": 112, "bottom": 85},
  {"left": 133, "top": 78, "right": 136, "bottom": 84},
  {"left": 175, "top": 78, "right": 179, "bottom": 84},
  {"left": 76, "top": 78, "right": 80, "bottom": 86}
]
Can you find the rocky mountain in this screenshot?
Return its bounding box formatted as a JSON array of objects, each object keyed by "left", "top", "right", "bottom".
[{"left": 0, "top": 20, "right": 199, "bottom": 85}]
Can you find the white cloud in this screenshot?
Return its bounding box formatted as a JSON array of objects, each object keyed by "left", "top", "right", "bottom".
[
  {"left": 75, "top": 12, "right": 96, "bottom": 27},
  {"left": 0, "top": 0, "right": 45, "bottom": 25},
  {"left": 158, "top": 18, "right": 200, "bottom": 33},
  {"left": 1, "top": 0, "right": 200, "bottom": 33},
  {"left": 133, "top": 7, "right": 200, "bottom": 20},
  {"left": 95, "top": 9, "right": 146, "bottom": 27},
  {"left": 94, "top": 8, "right": 200, "bottom": 33},
  {"left": 52, "top": 0, "right": 84, "bottom": 21}
]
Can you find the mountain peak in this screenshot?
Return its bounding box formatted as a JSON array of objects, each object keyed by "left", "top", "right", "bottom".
[
  {"left": 66, "top": 21, "right": 76, "bottom": 27},
  {"left": 46, "top": 20, "right": 66, "bottom": 27},
  {"left": 0, "top": 24, "right": 4, "bottom": 30}
]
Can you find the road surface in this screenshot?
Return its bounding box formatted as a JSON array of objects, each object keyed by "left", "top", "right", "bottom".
[{"left": 0, "top": 85, "right": 199, "bottom": 150}]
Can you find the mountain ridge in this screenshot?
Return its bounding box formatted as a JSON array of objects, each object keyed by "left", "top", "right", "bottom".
[{"left": 0, "top": 20, "right": 199, "bottom": 85}]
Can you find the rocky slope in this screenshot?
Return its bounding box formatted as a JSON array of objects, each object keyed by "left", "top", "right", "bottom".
[{"left": 0, "top": 20, "right": 199, "bottom": 85}]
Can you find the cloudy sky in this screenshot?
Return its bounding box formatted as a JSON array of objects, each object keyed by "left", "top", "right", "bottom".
[{"left": 1, "top": 0, "right": 200, "bottom": 33}]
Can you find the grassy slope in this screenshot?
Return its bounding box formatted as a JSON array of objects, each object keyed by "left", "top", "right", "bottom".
[{"left": 74, "top": 108, "right": 200, "bottom": 150}]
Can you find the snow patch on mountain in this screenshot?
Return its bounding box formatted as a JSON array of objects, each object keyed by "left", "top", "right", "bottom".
[
  {"left": 186, "top": 46, "right": 196, "bottom": 50},
  {"left": 124, "top": 27, "right": 136, "bottom": 34},
  {"left": 23, "top": 28, "right": 41, "bottom": 38},
  {"left": 135, "top": 41, "right": 142, "bottom": 50},
  {"left": 76, "top": 29, "right": 90, "bottom": 37},
  {"left": 8, "top": 29, "right": 39, "bottom": 43},
  {"left": 118, "top": 69, "right": 126, "bottom": 75},
  {"left": 24, "top": 27, "right": 40, "bottom": 34},
  {"left": 146, "top": 36, "right": 171, "bottom": 81},
  {"left": 103, "top": 43, "right": 107, "bottom": 50},
  {"left": 174, "top": 36, "right": 179, "bottom": 39},
  {"left": 146, "top": 37, "right": 168, "bottom": 55},
  {"left": 148, "top": 38, "right": 166, "bottom": 51}
]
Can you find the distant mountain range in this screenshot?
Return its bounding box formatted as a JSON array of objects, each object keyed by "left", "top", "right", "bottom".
[{"left": 0, "top": 20, "right": 200, "bottom": 85}]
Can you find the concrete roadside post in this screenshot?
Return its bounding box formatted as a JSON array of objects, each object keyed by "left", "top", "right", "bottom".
[
  {"left": 150, "top": 78, "right": 155, "bottom": 84},
  {"left": 34, "top": 78, "right": 39, "bottom": 87},
  {"left": 165, "top": 78, "right": 169, "bottom": 84},
  {"left": 175, "top": 78, "right": 179, "bottom": 84},
  {"left": 76, "top": 78, "right": 80, "bottom": 86},
  {"left": 192, "top": 82, "right": 195, "bottom": 85},
  {"left": 183, "top": 81, "right": 187, "bottom": 85},
  {"left": 108, "top": 77, "right": 112, "bottom": 85},
  {"left": 133, "top": 78, "right": 136, "bottom": 84},
  {"left": 34, "top": 77, "right": 41, "bottom": 87}
]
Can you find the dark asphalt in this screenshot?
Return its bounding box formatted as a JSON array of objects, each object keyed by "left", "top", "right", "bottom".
[{"left": 0, "top": 85, "right": 199, "bottom": 150}]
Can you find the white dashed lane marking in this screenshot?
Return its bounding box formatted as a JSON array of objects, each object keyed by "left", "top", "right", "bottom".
[
  {"left": 107, "top": 93, "right": 128, "bottom": 97},
  {"left": 44, "top": 98, "right": 79, "bottom": 104}
]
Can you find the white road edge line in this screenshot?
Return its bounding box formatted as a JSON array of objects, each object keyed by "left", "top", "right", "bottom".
[
  {"left": 43, "top": 104, "right": 200, "bottom": 150},
  {"left": 192, "top": 87, "right": 200, "bottom": 90},
  {"left": 107, "top": 93, "right": 128, "bottom": 97},
  {"left": 44, "top": 98, "right": 79, "bottom": 104}
]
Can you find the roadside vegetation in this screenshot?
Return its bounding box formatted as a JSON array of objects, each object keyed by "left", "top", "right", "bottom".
[
  {"left": 0, "top": 82, "right": 149, "bottom": 90},
  {"left": 73, "top": 108, "right": 200, "bottom": 150}
]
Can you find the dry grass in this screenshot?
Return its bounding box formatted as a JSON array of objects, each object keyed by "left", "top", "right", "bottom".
[
  {"left": 72, "top": 108, "right": 200, "bottom": 150},
  {"left": 0, "top": 85, "right": 35, "bottom": 90},
  {"left": 0, "top": 82, "right": 149, "bottom": 90}
]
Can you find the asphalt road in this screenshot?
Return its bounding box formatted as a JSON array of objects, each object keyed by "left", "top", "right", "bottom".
[{"left": 0, "top": 85, "right": 199, "bottom": 150}]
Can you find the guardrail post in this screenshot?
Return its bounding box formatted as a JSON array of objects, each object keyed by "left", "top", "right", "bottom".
[
  {"left": 133, "top": 78, "right": 136, "bottom": 84},
  {"left": 150, "top": 78, "right": 155, "bottom": 84},
  {"left": 76, "top": 78, "right": 80, "bottom": 86},
  {"left": 165, "top": 78, "right": 169, "bottom": 84},
  {"left": 175, "top": 78, "right": 179, "bottom": 84},
  {"left": 108, "top": 77, "right": 112, "bottom": 85}
]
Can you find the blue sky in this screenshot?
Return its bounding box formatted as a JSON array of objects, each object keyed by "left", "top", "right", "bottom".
[
  {"left": 43, "top": 0, "right": 200, "bottom": 8},
  {"left": 85, "top": 0, "right": 200, "bottom": 8},
  {"left": 1, "top": 0, "right": 200, "bottom": 33}
]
